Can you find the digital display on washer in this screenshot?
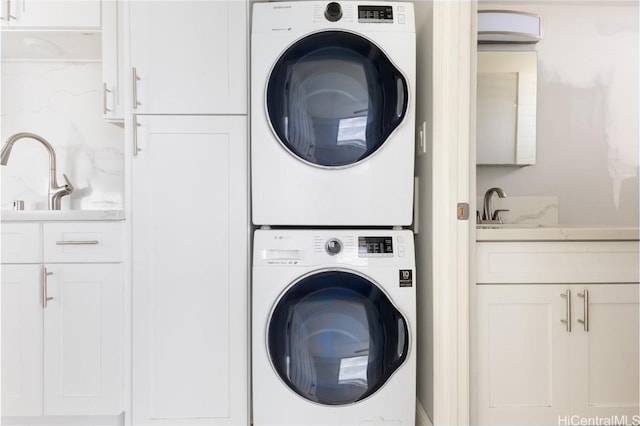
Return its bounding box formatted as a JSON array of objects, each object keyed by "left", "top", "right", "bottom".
[
  {"left": 358, "top": 5, "right": 394, "bottom": 22},
  {"left": 358, "top": 236, "right": 393, "bottom": 257}
]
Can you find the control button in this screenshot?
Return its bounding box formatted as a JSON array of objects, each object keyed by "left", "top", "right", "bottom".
[
  {"left": 398, "top": 236, "right": 405, "bottom": 243},
  {"left": 325, "top": 2, "right": 343, "bottom": 22},
  {"left": 398, "top": 14, "right": 405, "bottom": 24},
  {"left": 399, "top": 246, "right": 406, "bottom": 257},
  {"left": 398, "top": 6, "right": 405, "bottom": 13},
  {"left": 325, "top": 238, "right": 342, "bottom": 255}
]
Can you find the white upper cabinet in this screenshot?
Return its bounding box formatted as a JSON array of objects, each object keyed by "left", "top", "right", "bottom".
[
  {"left": 129, "top": 1, "right": 247, "bottom": 114},
  {"left": 1, "top": 0, "right": 101, "bottom": 29},
  {"left": 102, "top": 0, "right": 123, "bottom": 121}
]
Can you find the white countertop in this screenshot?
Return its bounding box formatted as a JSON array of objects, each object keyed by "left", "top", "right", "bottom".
[
  {"left": 476, "top": 225, "right": 639, "bottom": 241},
  {"left": 1, "top": 210, "right": 125, "bottom": 222}
]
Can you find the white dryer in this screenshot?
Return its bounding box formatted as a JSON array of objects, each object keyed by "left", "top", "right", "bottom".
[
  {"left": 252, "top": 229, "right": 416, "bottom": 425},
  {"left": 251, "top": 1, "right": 416, "bottom": 226}
]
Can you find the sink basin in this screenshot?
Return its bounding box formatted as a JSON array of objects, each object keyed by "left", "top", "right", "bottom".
[{"left": 476, "top": 223, "right": 544, "bottom": 229}]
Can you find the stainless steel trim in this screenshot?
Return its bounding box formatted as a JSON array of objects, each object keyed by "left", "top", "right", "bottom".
[
  {"left": 577, "top": 290, "right": 589, "bottom": 332},
  {"left": 56, "top": 240, "right": 99, "bottom": 245},
  {"left": 103, "top": 82, "right": 111, "bottom": 114},
  {"left": 132, "top": 67, "right": 140, "bottom": 109},
  {"left": 42, "top": 267, "right": 54, "bottom": 308},
  {"left": 560, "top": 290, "right": 571, "bottom": 332}
]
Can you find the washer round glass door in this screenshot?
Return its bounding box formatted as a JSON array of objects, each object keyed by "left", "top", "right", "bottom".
[
  {"left": 268, "top": 270, "right": 409, "bottom": 405},
  {"left": 266, "top": 31, "right": 409, "bottom": 167}
]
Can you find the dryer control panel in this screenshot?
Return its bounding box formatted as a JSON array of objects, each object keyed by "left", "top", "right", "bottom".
[{"left": 252, "top": 2, "right": 415, "bottom": 34}]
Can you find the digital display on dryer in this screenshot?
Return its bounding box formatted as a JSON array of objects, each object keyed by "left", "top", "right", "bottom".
[
  {"left": 358, "top": 236, "right": 393, "bottom": 257},
  {"left": 358, "top": 6, "right": 393, "bottom": 22}
]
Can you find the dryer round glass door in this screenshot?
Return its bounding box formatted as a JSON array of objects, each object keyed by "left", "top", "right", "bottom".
[
  {"left": 266, "top": 31, "right": 409, "bottom": 167},
  {"left": 267, "top": 270, "right": 409, "bottom": 405}
]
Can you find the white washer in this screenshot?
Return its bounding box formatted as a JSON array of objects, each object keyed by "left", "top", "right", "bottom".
[
  {"left": 253, "top": 229, "right": 416, "bottom": 425},
  {"left": 251, "top": 2, "right": 416, "bottom": 226}
]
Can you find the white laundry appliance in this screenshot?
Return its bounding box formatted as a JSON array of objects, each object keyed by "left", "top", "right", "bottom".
[
  {"left": 252, "top": 229, "right": 416, "bottom": 425},
  {"left": 251, "top": 1, "right": 416, "bottom": 226}
]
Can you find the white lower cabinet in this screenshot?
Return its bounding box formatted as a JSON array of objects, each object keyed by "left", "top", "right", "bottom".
[
  {"left": 1, "top": 221, "right": 124, "bottom": 419},
  {"left": 43, "top": 263, "right": 123, "bottom": 415},
  {"left": 1, "top": 265, "right": 43, "bottom": 416},
  {"left": 474, "top": 241, "right": 640, "bottom": 425},
  {"left": 476, "top": 284, "right": 639, "bottom": 425},
  {"left": 131, "top": 115, "right": 248, "bottom": 425}
]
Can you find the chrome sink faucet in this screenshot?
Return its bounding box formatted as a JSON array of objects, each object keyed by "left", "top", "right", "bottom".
[
  {"left": 481, "top": 187, "right": 508, "bottom": 224},
  {"left": 1, "top": 132, "right": 74, "bottom": 210}
]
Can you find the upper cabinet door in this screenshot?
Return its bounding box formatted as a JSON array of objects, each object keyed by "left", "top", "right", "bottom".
[
  {"left": 129, "top": 1, "right": 247, "bottom": 115},
  {"left": 1, "top": 0, "right": 101, "bottom": 28}
]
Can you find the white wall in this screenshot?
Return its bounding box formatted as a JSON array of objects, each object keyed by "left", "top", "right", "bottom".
[
  {"left": 477, "top": 1, "right": 639, "bottom": 226},
  {"left": 1, "top": 61, "right": 124, "bottom": 211}
]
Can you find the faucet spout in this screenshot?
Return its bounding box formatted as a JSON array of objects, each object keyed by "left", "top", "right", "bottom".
[
  {"left": 1, "top": 132, "right": 74, "bottom": 210},
  {"left": 482, "top": 187, "right": 507, "bottom": 223}
]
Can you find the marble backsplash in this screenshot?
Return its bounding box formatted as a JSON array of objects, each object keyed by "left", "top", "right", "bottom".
[
  {"left": 476, "top": 195, "right": 559, "bottom": 225},
  {"left": 1, "top": 61, "right": 124, "bottom": 211}
]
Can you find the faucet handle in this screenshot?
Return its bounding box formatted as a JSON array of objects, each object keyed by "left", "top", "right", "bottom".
[
  {"left": 492, "top": 208, "right": 510, "bottom": 223},
  {"left": 62, "top": 173, "right": 74, "bottom": 193}
]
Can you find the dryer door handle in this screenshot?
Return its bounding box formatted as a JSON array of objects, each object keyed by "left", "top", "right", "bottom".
[{"left": 395, "top": 76, "right": 407, "bottom": 119}]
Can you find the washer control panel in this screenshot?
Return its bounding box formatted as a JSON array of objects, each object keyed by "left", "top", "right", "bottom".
[{"left": 254, "top": 230, "right": 414, "bottom": 266}]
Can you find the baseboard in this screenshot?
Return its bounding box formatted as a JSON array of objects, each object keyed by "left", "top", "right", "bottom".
[{"left": 416, "top": 399, "right": 433, "bottom": 426}]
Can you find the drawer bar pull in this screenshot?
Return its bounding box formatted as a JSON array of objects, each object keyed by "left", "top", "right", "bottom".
[{"left": 56, "top": 240, "right": 100, "bottom": 245}]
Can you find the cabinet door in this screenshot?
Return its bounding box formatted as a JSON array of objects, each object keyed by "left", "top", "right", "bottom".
[
  {"left": 1, "top": 265, "right": 43, "bottom": 416},
  {"left": 131, "top": 116, "right": 248, "bottom": 425},
  {"left": 43, "top": 263, "right": 123, "bottom": 415},
  {"left": 475, "top": 285, "right": 571, "bottom": 425},
  {"left": 101, "top": 0, "right": 123, "bottom": 121},
  {"left": 1, "top": 0, "right": 101, "bottom": 28},
  {"left": 571, "top": 284, "right": 639, "bottom": 420},
  {"left": 129, "top": 1, "right": 247, "bottom": 114}
]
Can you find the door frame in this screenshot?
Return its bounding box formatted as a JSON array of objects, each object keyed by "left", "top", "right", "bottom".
[{"left": 415, "top": 1, "right": 475, "bottom": 424}]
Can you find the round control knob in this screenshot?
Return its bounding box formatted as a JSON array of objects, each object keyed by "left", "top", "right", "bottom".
[
  {"left": 324, "top": 2, "right": 342, "bottom": 22},
  {"left": 325, "top": 238, "right": 342, "bottom": 255}
]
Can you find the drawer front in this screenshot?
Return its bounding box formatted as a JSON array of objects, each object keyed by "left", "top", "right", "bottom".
[
  {"left": 477, "top": 241, "right": 640, "bottom": 284},
  {"left": 1, "top": 223, "right": 42, "bottom": 264},
  {"left": 44, "top": 222, "right": 123, "bottom": 263}
]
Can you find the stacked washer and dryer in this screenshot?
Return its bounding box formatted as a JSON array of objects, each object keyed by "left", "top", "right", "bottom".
[{"left": 251, "top": 2, "right": 417, "bottom": 424}]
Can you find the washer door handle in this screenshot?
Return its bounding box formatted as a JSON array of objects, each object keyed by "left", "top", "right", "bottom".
[
  {"left": 395, "top": 315, "right": 408, "bottom": 360},
  {"left": 395, "top": 76, "right": 407, "bottom": 119}
]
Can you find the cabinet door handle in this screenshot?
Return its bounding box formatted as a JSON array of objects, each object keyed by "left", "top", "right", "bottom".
[
  {"left": 103, "top": 82, "right": 111, "bottom": 114},
  {"left": 577, "top": 290, "right": 589, "bottom": 332},
  {"left": 56, "top": 240, "right": 99, "bottom": 245},
  {"left": 560, "top": 290, "right": 571, "bottom": 332},
  {"left": 3, "top": 0, "right": 15, "bottom": 20},
  {"left": 133, "top": 115, "right": 142, "bottom": 156},
  {"left": 42, "top": 267, "right": 54, "bottom": 308},
  {"left": 132, "top": 67, "right": 141, "bottom": 110}
]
